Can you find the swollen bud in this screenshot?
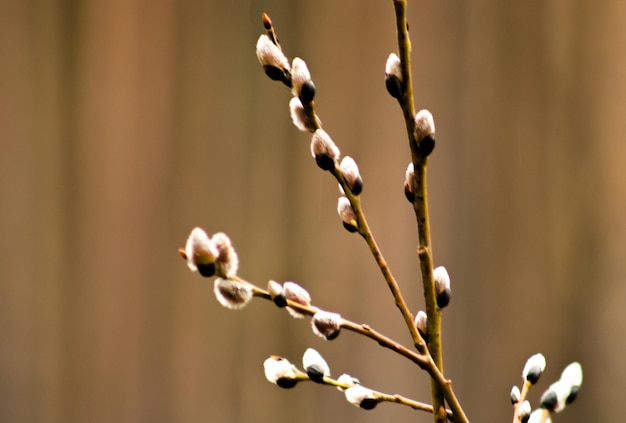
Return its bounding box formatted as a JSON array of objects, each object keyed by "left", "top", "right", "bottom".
[
  {"left": 256, "top": 34, "right": 290, "bottom": 84},
  {"left": 339, "top": 156, "right": 363, "bottom": 195},
  {"left": 213, "top": 278, "right": 253, "bottom": 310},
  {"left": 337, "top": 196, "right": 358, "bottom": 233},
  {"left": 302, "top": 348, "right": 330, "bottom": 383},
  {"left": 283, "top": 281, "right": 311, "bottom": 318},
  {"left": 404, "top": 162, "right": 415, "bottom": 203},
  {"left": 385, "top": 53, "right": 402, "bottom": 99},
  {"left": 264, "top": 356, "right": 298, "bottom": 389},
  {"left": 433, "top": 266, "right": 451, "bottom": 308},
  {"left": 345, "top": 385, "right": 378, "bottom": 410},
  {"left": 312, "top": 311, "right": 342, "bottom": 340},
  {"left": 311, "top": 129, "right": 340, "bottom": 171},
  {"left": 414, "top": 109, "right": 436, "bottom": 157},
  {"left": 522, "top": 353, "right": 546, "bottom": 385}
]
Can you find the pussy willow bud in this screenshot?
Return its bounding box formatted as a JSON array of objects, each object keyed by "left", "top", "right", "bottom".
[
  {"left": 256, "top": 34, "right": 290, "bottom": 84},
  {"left": 385, "top": 53, "right": 402, "bottom": 99},
  {"left": 404, "top": 162, "right": 415, "bottom": 203},
  {"left": 528, "top": 409, "right": 551, "bottom": 423},
  {"left": 510, "top": 385, "right": 521, "bottom": 404},
  {"left": 560, "top": 362, "right": 583, "bottom": 404},
  {"left": 414, "top": 109, "right": 436, "bottom": 157},
  {"left": 289, "top": 97, "right": 315, "bottom": 132},
  {"left": 518, "top": 400, "right": 531, "bottom": 423},
  {"left": 291, "top": 57, "right": 315, "bottom": 103},
  {"left": 312, "top": 311, "right": 342, "bottom": 340},
  {"left": 211, "top": 232, "right": 239, "bottom": 278},
  {"left": 283, "top": 281, "right": 311, "bottom": 318},
  {"left": 311, "top": 129, "right": 340, "bottom": 171},
  {"left": 339, "top": 156, "right": 363, "bottom": 195},
  {"left": 433, "top": 266, "right": 451, "bottom": 308},
  {"left": 337, "top": 196, "right": 358, "bottom": 232},
  {"left": 414, "top": 310, "right": 428, "bottom": 342},
  {"left": 264, "top": 356, "right": 298, "bottom": 389},
  {"left": 184, "top": 227, "right": 218, "bottom": 277},
  {"left": 345, "top": 385, "right": 378, "bottom": 410},
  {"left": 268, "top": 280, "right": 287, "bottom": 307},
  {"left": 302, "top": 348, "right": 330, "bottom": 383},
  {"left": 540, "top": 379, "right": 572, "bottom": 413},
  {"left": 523, "top": 353, "right": 546, "bottom": 385},
  {"left": 213, "top": 278, "right": 253, "bottom": 310}
]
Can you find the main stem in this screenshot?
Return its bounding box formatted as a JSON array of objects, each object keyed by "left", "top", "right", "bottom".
[{"left": 392, "top": 1, "right": 449, "bottom": 422}]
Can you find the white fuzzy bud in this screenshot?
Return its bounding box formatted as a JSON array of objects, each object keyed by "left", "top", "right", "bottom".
[
  {"left": 263, "top": 356, "right": 298, "bottom": 389},
  {"left": 518, "top": 400, "right": 531, "bottom": 423},
  {"left": 311, "top": 129, "right": 340, "bottom": 171},
  {"left": 560, "top": 362, "right": 583, "bottom": 389},
  {"left": 289, "top": 97, "right": 315, "bottom": 132},
  {"left": 211, "top": 232, "right": 239, "bottom": 278},
  {"left": 339, "top": 156, "right": 363, "bottom": 195},
  {"left": 291, "top": 57, "right": 315, "bottom": 102},
  {"left": 433, "top": 266, "right": 451, "bottom": 308},
  {"left": 337, "top": 196, "right": 358, "bottom": 233},
  {"left": 414, "top": 109, "right": 436, "bottom": 156},
  {"left": 510, "top": 385, "right": 521, "bottom": 404},
  {"left": 523, "top": 353, "right": 546, "bottom": 385},
  {"left": 345, "top": 385, "right": 378, "bottom": 410},
  {"left": 385, "top": 53, "right": 402, "bottom": 99},
  {"left": 414, "top": 310, "right": 428, "bottom": 340},
  {"left": 184, "top": 227, "right": 219, "bottom": 277},
  {"left": 528, "top": 409, "right": 551, "bottom": 423},
  {"left": 385, "top": 53, "right": 402, "bottom": 80},
  {"left": 302, "top": 348, "right": 330, "bottom": 383},
  {"left": 213, "top": 278, "right": 253, "bottom": 310},
  {"left": 312, "top": 311, "right": 342, "bottom": 340},
  {"left": 256, "top": 34, "right": 290, "bottom": 82},
  {"left": 283, "top": 281, "right": 311, "bottom": 318},
  {"left": 404, "top": 162, "right": 415, "bottom": 203}
]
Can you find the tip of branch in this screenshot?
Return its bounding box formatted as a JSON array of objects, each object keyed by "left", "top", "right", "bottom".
[{"left": 262, "top": 13, "right": 272, "bottom": 29}]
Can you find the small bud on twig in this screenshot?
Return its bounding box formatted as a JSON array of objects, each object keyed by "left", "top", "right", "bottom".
[
  {"left": 268, "top": 280, "right": 287, "bottom": 307},
  {"left": 312, "top": 311, "right": 343, "bottom": 340},
  {"left": 283, "top": 281, "right": 311, "bottom": 318},
  {"left": 213, "top": 278, "right": 253, "bottom": 310},
  {"left": 404, "top": 162, "right": 415, "bottom": 203},
  {"left": 561, "top": 362, "right": 583, "bottom": 404},
  {"left": 518, "top": 400, "right": 531, "bottom": 423},
  {"left": 510, "top": 385, "right": 521, "bottom": 404},
  {"left": 345, "top": 385, "right": 378, "bottom": 410},
  {"left": 522, "top": 353, "right": 546, "bottom": 385},
  {"left": 337, "top": 196, "right": 358, "bottom": 232},
  {"left": 414, "top": 310, "right": 428, "bottom": 342},
  {"left": 211, "top": 232, "right": 239, "bottom": 278},
  {"left": 339, "top": 156, "right": 363, "bottom": 195},
  {"left": 311, "top": 129, "right": 340, "bottom": 171},
  {"left": 433, "top": 266, "right": 451, "bottom": 308},
  {"left": 385, "top": 53, "right": 403, "bottom": 99},
  {"left": 414, "top": 109, "right": 436, "bottom": 157},
  {"left": 256, "top": 34, "right": 290, "bottom": 84},
  {"left": 302, "top": 348, "right": 330, "bottom": 383},
  {"left": 289, "top": 97, "right": 315, "bottom": 132},
  {"left": 264, "top": 356, "right": 298, "bottom": 389},
  {"left": 184, "top": 227, "right": 218, "bottom": 277},
  {"left": 291, "top": 57, "right": 316, "bottom": 103}
]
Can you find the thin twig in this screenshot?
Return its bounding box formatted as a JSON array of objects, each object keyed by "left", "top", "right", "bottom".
[{"left": 391, "top": 1, "right": 467, "bottom": 422}]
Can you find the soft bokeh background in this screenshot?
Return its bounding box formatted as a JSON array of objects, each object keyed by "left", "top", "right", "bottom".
[{"left": 2, "top": 0, "right": 625, "bottom": 422}]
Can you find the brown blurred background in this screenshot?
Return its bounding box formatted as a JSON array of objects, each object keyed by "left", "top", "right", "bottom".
[{"left": 1, "top": 0, "right": 625, "bottom": 422}]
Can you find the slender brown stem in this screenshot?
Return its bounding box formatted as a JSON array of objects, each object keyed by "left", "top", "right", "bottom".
[{"left": 391, "top": 1, "right": 468, "bottom": 422}]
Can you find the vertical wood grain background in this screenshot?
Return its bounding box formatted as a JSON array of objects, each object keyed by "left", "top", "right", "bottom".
[{"left": 1, "top": 1, "right": 625, "bottom": 422}]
